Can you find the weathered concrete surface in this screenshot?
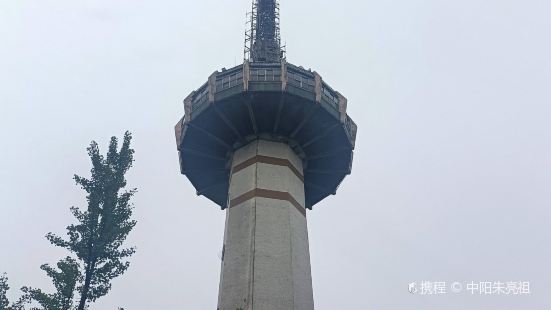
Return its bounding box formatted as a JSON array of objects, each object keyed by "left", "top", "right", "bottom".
[{"left": 217, "top": 140, "right": 314, "bottom": 310}]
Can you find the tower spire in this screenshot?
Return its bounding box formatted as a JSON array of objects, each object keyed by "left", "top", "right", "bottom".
[{"left": 245, "top": 0, "right": 284, "bottom": 63}]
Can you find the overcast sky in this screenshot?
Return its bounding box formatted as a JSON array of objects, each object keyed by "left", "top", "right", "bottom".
[{"left": 1, "top": 0, "right": 550, "bottom": 309}]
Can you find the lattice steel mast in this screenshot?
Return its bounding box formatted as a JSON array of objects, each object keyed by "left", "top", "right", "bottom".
[{"left": 245, "top": 0, "right": 284, "bottom": 62}]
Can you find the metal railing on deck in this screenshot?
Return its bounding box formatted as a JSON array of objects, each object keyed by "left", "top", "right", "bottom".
[
  {"left": 216, "top": 66, "right": 243, "bottom": 91},
  {"left": 185, "top": 62, "right": 355, "bottom": 147},
  {"left": 191, "top": 82, "right": 209, "bottom": 112},
  {"left": 249, "top": 63, "right": 281, "bottom": 82},
  {"left": 286, "top": 65, "right": 314, "bottom": 92},
  {"left": 321, "top": 82, "right": 339, "bottom": 112},
  {"left": 345, "top": 115, "right": 357, "bottom": 146}
]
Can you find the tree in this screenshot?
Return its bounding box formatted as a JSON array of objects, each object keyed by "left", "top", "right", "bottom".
[
  {"left": 0, "top": 274, "right": 9, "bottom": 310},
  {"left": 29, "top": 132, "right": 138, "bottom": 310},
  {"left": 0, "top": 273, "right": 24, "bottom": 310},
  {"left": 21, "top": 257, "right": 81, "bottom": 310}
]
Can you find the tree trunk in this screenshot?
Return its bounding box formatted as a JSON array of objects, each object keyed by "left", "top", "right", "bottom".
[{"left": 78, "top": 262, "right": 94, "bottom": 310}]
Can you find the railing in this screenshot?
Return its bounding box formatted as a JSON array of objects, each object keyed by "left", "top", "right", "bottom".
[
  {"left": 286, "top": 65, "right": 314, "bottom": 92},
  {"left": 345, "top": 115, "right": 357, "bottom": 146},
  {"left": 321, "top": 81, "right": 339, "bottom": 112},
  {"left": 191, "top": 82, "right": 209, "bottom": 112},
  {"left": 185, "top": 62, "right": 354, "bottom": 143},
  {"left": 249, "top": 63, "right": 281, "bottom": 82},
  {"left": 216, "top": 66, "right": 243, "bottom": 91}
]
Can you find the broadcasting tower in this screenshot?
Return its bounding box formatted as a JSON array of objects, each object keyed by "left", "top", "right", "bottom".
[{"left": 175, "top": 1, "right": 357, "bottom": 309}]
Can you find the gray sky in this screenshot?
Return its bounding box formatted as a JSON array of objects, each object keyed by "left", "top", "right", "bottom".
[{"left": 1, "top": 0, "right": 550, "bottom": 309}]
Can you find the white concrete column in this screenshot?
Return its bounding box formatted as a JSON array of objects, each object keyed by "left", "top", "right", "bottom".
[{"left": 217, "top": 140, "right": 314, "bottom": 310}]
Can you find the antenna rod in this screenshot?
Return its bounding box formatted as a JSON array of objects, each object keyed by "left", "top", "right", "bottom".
[{"left": 251, "top": 0, "right": 282, "bottom": 62}]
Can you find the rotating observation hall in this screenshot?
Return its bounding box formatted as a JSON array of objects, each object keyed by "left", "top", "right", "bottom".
[{"left": 174, "top": 0, "right": 357, "bottom": 309}]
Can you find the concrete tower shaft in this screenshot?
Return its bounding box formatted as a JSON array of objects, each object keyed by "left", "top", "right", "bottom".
[{"left": 218, "top": 140, "right": 314, "bottom": 310}]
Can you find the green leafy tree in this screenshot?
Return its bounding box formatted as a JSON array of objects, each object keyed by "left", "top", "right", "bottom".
[
  {"left": 0, "top": 273, "right": 9, "bottom": 310},
  {"left": 0, "top": 273, "right": 24, "bottom": 310},
  {"left": 21, "top": 257, "right": 80, "bottom": 310},
  {"left": 32, "top": 132, "right": 138, "bottom": 310}
]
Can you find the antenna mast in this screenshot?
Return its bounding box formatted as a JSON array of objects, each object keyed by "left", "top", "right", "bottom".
[{"left": 244, "top": 0, "right": 285, "bottom": 63}]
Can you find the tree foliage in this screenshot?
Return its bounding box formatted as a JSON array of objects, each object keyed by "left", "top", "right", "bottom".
[
  {"left": 23, "top": 132, "right": 137, "bottom": 310},
  {"left": 0, "top": 274, "right": 8, "bottom": 310},
  {"left": 0, "top": 273, "right": 24, "bottom": 310},
  {"left": 21, "top": 257, "right": 80, "bottom": 310}
]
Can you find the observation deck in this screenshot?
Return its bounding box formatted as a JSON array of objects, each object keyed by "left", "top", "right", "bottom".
[{"left": 175, "top": 61, "right": 357, "bottom": 209}]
